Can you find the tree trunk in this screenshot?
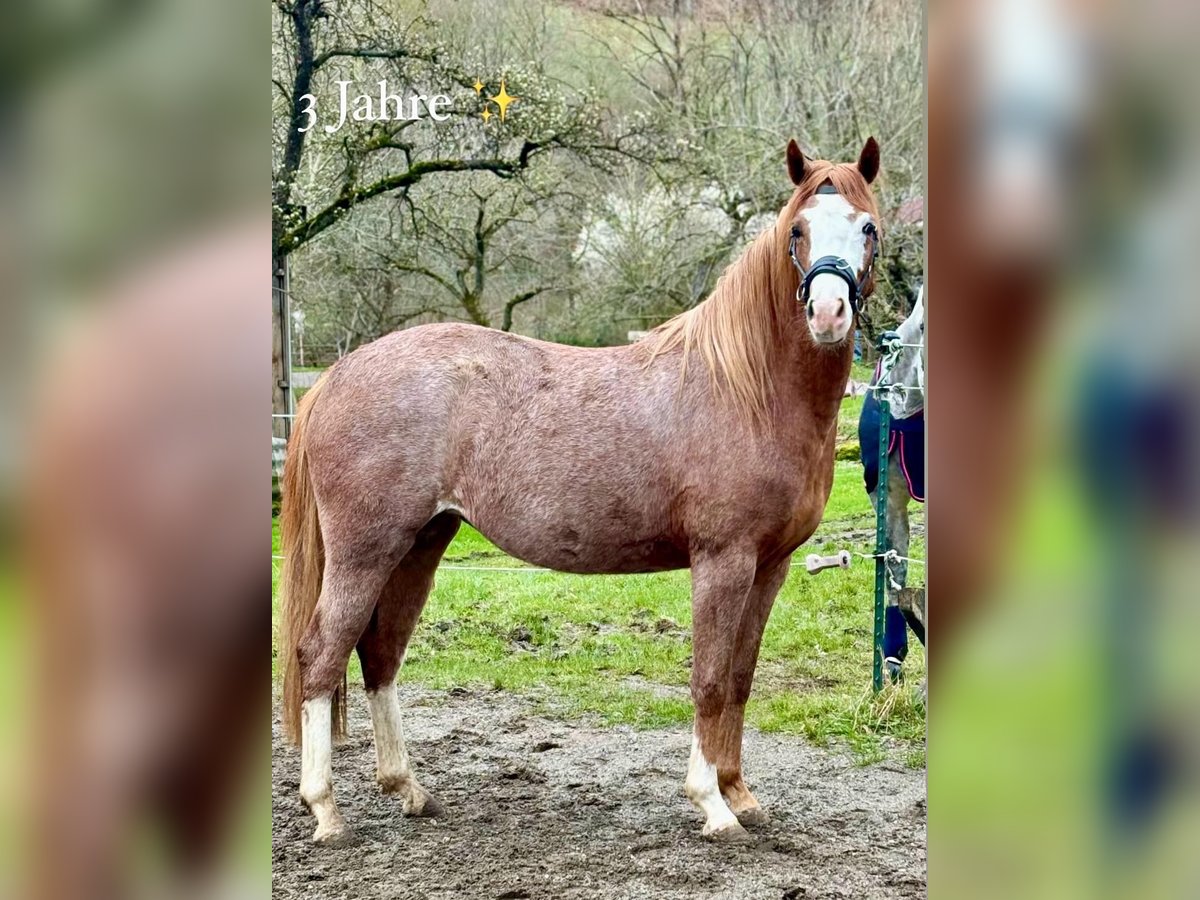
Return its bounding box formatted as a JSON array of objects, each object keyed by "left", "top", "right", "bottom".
[{"left": 272, "top": 254, "right": 293, "bottom": 441}]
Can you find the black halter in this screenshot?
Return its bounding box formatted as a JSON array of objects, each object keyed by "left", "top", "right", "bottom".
[{"left": 788, "top": 184, "right": 881, "bottom": 318}]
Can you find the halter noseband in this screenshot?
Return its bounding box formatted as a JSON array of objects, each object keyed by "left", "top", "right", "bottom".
[{"left": 788, "top": 184, "right": 881, "bottom": 318}]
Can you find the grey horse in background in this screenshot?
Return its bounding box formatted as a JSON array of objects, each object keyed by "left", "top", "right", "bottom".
[{"left": 859, "top": 288, "right": 925, "bottom": 682}]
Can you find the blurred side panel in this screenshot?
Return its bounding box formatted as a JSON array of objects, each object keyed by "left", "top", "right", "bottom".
[
  {"left": 1, "top": 2, "right": 268, "bottom": 899},
  {"left": 928, "top": 0, "right": 1200, "bottom": 896}
]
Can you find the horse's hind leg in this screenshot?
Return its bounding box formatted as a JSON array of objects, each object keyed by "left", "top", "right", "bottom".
[
  {"left": 357, "top": 512, "right": 460, "bottom": 818},
  {"left": 298, "top": 532, "right": 414, "bottom": 844},
  {"left": 883, "top": 457, "right": 912, "bottom": 680}
]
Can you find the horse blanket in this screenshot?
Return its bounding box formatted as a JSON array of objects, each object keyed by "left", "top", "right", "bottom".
[{"left": 858, "top": 379, "right": 925, "bottom": 502}]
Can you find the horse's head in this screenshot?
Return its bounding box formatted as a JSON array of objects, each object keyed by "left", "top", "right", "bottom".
[
  {"left": 784, "top": 137, "right": 882, "bottom": 345},
  {"left": 889, "top": 287, "right": 926, "bottom": 418}
]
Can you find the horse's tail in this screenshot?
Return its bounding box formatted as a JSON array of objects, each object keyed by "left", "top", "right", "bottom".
[{"left": 279, "top": 376, "right": 347, "bottom": 745}]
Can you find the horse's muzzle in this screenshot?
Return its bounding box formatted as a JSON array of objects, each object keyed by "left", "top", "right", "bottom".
[{"left": 806, "top": 291, "right": 852, "bottom": 343}]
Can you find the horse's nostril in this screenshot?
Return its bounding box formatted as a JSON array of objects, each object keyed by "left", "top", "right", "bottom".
[{"left": 836, "top": 298, "right": 846, "bottom": 318}]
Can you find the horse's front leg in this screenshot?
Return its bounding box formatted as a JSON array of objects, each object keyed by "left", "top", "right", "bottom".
[
  {"left": 719, "top": 556, "right": 792, "bottom": 827},
  {"left": 882, "top": 458, "right": 912, "bottom": 681},
  {"left": 685, "top": 548, "right": 757, "bottom": 842}
]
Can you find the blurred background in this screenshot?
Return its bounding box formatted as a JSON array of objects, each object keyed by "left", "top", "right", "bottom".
[
  {"left": 928, "top": 0, "right": 1200, "bottom": 897},
  {"left": 1, "top": 1, "right": 266, "bottom": 898},
  {"left": 0, "top": 0, "right": 1197, "bottom": 897},
  {"left": 269, "top": 0, "right": 924, "bottom": 385}
]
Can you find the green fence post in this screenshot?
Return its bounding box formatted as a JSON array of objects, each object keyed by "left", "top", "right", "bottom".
[{"left": 872, "top": 340, "right": 895, "bottom": 694}]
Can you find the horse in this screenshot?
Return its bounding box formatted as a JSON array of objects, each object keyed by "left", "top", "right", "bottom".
[
  {"left": 858, "top": 289, "right": 925, "bottom": 682},
  {"left": 279, "top": 137, "right": 884, "bottom": 844}
]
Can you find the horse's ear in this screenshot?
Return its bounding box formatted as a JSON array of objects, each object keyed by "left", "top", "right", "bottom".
[
  {"left": 857, "top": 136, "right": 880, "bottom": 184},
  {"left": 786, "top": 139, "right": 807, "bottom": 186}
]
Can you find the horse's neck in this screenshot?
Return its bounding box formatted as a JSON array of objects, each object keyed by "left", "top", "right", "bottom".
[
  {"left": 773, "top": 325, "right": 854, "bottom": 438},
  {"left": 744, "top": 258, "right": 852, "bottom": 438},
  {"left": 890, "top": 351, "right": 925, "bottom": 417}
]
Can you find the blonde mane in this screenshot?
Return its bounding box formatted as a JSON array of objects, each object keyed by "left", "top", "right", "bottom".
[{"left": 640, "top": 159, "right": 881, "bottom": 423}]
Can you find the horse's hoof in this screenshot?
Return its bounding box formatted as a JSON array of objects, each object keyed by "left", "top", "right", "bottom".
[
  {"left": 312, "top": 821, "right": 352, "bottom": 847},
  {"left": 405, "top": 788, "right": 444, "bottom": 819},
  {"left": 735, "top": 806, "right": 771, "bottom": 828},
  {"left": 381, "top": 777, "right": 444, "bottom": 818},
  {"left": 884, "top": 657, "right": 904, "bottom": 684},
  {"left": 703, "top": 820, "right": 754, "bottom": 844}
]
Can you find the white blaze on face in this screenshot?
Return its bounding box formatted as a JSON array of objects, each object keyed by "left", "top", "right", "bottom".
[
  {"left": 971, "top": 0, "right": 1090, "bottom": 258},
  {"left": 684, "top": 733, "right": 739, "bottom": 834},
  {"left": 800, "top": 192, "right": 873, "bottom": 343}
]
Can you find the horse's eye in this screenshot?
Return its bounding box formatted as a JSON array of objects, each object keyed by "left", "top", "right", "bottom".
[{"left": 790, "top": 225, "right": 801, "bottom": 238}]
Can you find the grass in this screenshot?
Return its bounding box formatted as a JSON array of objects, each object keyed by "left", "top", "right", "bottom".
[{"left": 270, "top": 394, "right": 926, "bottom": 765}]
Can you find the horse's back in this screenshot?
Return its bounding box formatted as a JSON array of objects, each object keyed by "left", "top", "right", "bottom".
[{"left": 305, "top": 324, "right": 689, "bottom": 571}]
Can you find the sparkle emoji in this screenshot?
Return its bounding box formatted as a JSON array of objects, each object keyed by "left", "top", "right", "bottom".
[{"left": 487, "top": 79, "right": 517, "bottom": 122}]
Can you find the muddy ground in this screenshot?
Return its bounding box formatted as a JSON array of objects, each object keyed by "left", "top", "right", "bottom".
[{"left": 272, "top": 687, "right": 926, "bottom": 899}]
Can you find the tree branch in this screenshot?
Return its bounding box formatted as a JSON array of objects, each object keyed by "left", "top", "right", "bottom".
[
  {"left": 472, "top": 203, "right": 486, "bottom": 300},
  {"left": 384, "top": 262, "right": 458, "bottom": 298},
  {"left": 278, "top": 156, "right": 533, "bottom": 254},
  {"left": 502, "top": 288, "right": 548, "bottom": 332}
]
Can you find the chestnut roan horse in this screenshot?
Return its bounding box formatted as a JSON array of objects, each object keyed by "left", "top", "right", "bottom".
[{"left": 280, "top": 138, "right": 883, "bottom": 843}]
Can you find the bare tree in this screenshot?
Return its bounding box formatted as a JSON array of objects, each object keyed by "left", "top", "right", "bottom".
[
  {"left": 273, "top": 0, "right": 924, "bottom": 363},
  {"left": 271, "top": 0, "right": 602, "bottom": 260},
  {"left": 270, "top": 0, "right": 658, "bottom": 416}
]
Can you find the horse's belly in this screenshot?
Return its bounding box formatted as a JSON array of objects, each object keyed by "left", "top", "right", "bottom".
[
  {"left": 462, "top": 500, "right": 688, "bottom": 575},
  {"left": 501, "top": 534, "right": 688, "bottom": 575},
  {"left": 450, "top": 418, "right": 688, "bottom": 572}
]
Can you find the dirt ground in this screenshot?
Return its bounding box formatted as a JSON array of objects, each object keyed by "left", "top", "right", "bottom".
[{"left": 272, "top": 687, "right": 926, "bottom": 899}]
